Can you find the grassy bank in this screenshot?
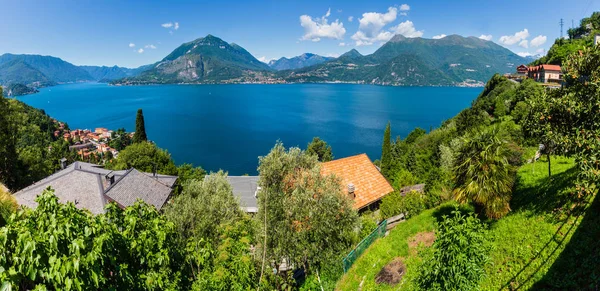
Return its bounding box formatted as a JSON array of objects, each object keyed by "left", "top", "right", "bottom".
[{"left": 337, "top": 156, "right": 599, "bottom": 290}]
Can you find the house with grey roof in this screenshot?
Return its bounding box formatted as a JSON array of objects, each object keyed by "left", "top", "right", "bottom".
[
  {"left": 14, "top": 161, "right": 177, "bottom": 214},
  {"left": 226, "top": 176, "right": 259, "bottom": 213}
]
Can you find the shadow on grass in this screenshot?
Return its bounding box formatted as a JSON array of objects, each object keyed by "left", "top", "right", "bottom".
[
  {"left": 497, "top": 194, "right": 592, "bottom": 290},
  {"left": 511, "top": 166, "right": 579, "bottom": 218},
  {"left": 529, "top": 192, "right": 600, "bottom": 290}
]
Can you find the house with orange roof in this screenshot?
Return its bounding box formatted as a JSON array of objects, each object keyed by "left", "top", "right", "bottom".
[
  {"left": 321, "top": 153, "right": 394, "bottom": 211},
  {"left": 528, "top": 64, "right": 562, "bottom": 83}
]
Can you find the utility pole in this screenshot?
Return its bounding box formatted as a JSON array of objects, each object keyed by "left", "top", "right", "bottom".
[{"left": 560, "top": 18, "right": 564, "bottom": 39}]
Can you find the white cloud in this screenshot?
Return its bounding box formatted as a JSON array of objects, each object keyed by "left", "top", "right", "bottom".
[
  {"left": 519, "top": 40, "right": 528, "bottom": 48},
  {"left": 499, "top": 29, "right": 529, "bottom": 45},
  {"left": 348, "top": 16, "right": 354, "bottom": 22},
  {"left": 161, "top": 22, "right": 173, "bottom": 28},
  {"left": 399, "top": 4, "right": 410, "bottom": 11},
  {"left": 326, "top": 53, "right": 340, "bottom": 58},
  {"left": 174, "top": 22, "right": 179, "bottom": 30},
  {"left": 479, "top": 34, "right": 493, "bottom": 41},
  {"left": 351, "top": 7, "right": 398, "bottom": 45},
  {"left": 516, "top": 52, "right": 533, "bottom": 57},
  {"left": 300, "top": 8, "right": 346, "bottom": 41},
  {"left": 530, "top": 35, "right": 547, "bottom": 47},
  {"left": 257, "top": 56, "right": 274, "bottom": 64},
  {"left": 400, "top": 12, "right": 408, "bottom": 16},
  {"left": 536, "top": 48, "right": 545, "bottom": 54},
  {"left": 390, "top": 20, "right": 424, "bottom": 38},
  {"left": 339, "top": 42, "right": 347, "bottom": 46},
  {"left": 129, "top": 43, "right": 135, "bottom": 48},
  {"left": 432, "top": 34, "right": 446, "bottom": 39},
  {"left": 137, "top": 48, "right": 144, "bottom": 54},
  {"left": 145, "top": 44, "right": 157, "bottom": 49}
]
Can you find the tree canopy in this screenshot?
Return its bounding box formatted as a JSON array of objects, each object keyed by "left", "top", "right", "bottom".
[
  {"left": 306, "top": 137, "right": 333, "bottom": 162},
  {"left": 133, "top": 108, "right": 147, "bottom": 143}
]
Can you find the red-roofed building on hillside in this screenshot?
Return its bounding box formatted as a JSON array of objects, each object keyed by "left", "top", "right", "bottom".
[
  {"left": 321, "top": 154, "right": 394, "bottom": 210},
  {"left": 516, "top": 64, "right": 528, "bottom": 76},
  {"left": 528, "top": 64, "right": 562, "bottom": 83}
]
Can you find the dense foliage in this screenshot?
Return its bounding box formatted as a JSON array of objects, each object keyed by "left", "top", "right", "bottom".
[
  {"left": 256, "top": 142, "right": 358, "bottom": 287},
  {"left": 415, "top": 208, "right": 488, "bottom": 290},
  {"left": 0, "top": 190, "right": 184, "bottom": 290},
  {"left": 306, "top": 137, "right": 333, "bottom": 162},
  {"left": 453, "top": 125, "right": 518, "bottom": 219},
  {"left": 0, "top": 91, "right": 77, "bottom": 190},
  {"left": 133, "top": 108, "right": 148, "bottom": 143},
  {"left": 380, "top": 190, "right": 426, "bottom": 220},
  {"left": 106, "top": 141, "right": 177, "bottom": 175},
  {"left": 380, "top": 122, "right": 392, "bottom": 178}
]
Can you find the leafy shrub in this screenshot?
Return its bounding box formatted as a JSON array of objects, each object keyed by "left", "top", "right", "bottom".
[
  {"left": 380, "top": 190, "right": 426, "bottom": 220},
  {"left": 415, "top": 208, "right": 488, "bottom": 290},
  {"left": 358, "top": 213, "right": 378, "bottom": 239},
  {"left": 0, "top": 185, "right": 17, "bottom": 226}
]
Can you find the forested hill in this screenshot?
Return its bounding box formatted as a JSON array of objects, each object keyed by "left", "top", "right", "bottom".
[
  {"left": 531, "top": 12, "right": 600, "bottom": 66},
  {"left": 280, "top": 34, "right": 527, "bottom": 86},
  {"left": 0, "top": 54, "right": 149, "bottom": 94}
]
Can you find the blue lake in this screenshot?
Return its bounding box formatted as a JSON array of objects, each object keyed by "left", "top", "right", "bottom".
[{"left": 18, "top": 83, "right": 480, "bottom": 175}]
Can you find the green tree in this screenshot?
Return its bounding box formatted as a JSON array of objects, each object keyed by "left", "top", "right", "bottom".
[
  {"left": 0, "top": 189, "right": 185, "bottom": 290},
  {"left": 381, "top": 122, "right": 392, "bottom": 177},
  {"left": 133, "top": 108, "right": 147, "bottom": 143},
  {"left": 164, "top": 172, "right": 244, "bottom": 245},
  {"left": 176, "top": 163, "right": 206, "bottom": 186},
  {"left": 106, "top": 141, "right": 177, "bottom": 175},
  {"left": 416, "top": 208, "right": 488, "bottom": 290},
  {"left": 256, "top": 142, "right": 358, "bottom": 285},
  {"left": 306, "top": 137, "right": 333, "bottom": 162},
  {"left": 0, "top": 89, "right": 19, "bottom": 189},
  {"left": 108, "top": 128, "right": 132, "bottom": 151},
  {"left": 526, "top": 46, "right": 600, "bottom": 194},
  {"left": 452, "top": 125, "right": 516, "bottom": 219}
]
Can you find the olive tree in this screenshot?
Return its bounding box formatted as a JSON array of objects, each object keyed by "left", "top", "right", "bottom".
[{"left": 256, "top": 142, "right": 358, "bottom": 283}]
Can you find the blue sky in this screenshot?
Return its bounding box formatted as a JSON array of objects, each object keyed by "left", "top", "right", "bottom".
[{"left": 0, "top": 0, "right": 598, "bottom": 68}]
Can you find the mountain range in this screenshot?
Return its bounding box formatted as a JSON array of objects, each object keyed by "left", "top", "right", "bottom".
[
  {"left": 280, "top": 35, "right": 527, "bottom": 86},
  {"left": 0, "top": 54, "right": 148, "bottom": 94},
  {"left": 268, "top": 53, "right": 334, "bottom": 70},
  {"left": 0, "top": 34, "right": 528, "bottom": 93}
]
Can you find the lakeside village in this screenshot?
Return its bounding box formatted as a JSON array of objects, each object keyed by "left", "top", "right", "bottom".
[{"left": 52, "top": 120, "right": 128, "bottom": 160}]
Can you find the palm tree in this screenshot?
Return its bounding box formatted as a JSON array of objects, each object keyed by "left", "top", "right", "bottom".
[{"left": 452, "top": 125, "right": 516, "bottom": 219}]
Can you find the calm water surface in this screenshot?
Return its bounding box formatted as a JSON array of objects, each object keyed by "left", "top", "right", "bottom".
[{"left": 19, "top": 83, "right": 480, "bottom": 175}]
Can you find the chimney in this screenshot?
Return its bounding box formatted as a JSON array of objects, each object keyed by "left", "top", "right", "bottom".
[
  {"left": 60, "top": 158, "right": 67, "bottom": 170},
  {"left": 347, "top": 183, "right": 356, "bottom": 199},
  {"left": 105, "top": 172, "right": 115, "bottom": 185}
]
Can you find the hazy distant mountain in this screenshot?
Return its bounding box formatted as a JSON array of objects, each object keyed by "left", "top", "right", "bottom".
[
  {"left": 114, "top": 35, "right": 272, "bottom": 84},
  {"left": 0, "top": 54, "right": 151, "bottom": 90},
  {"left": 283, "top": 35, "right": 527, "bottom": 86},
  {"left": 0, "top": 54, "right": 93, "bottom": 86},
  {"left": 268, "top": 53, "right": 334, "bottom": 70},
  {"left": 80, "top": 65, "right": 152, "bottom": 82}
]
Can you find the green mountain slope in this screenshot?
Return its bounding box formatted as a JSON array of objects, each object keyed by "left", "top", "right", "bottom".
[
  {"left": 268, "top": 53, "right": 334, "bottom": 70},
  {"left": 282, "top": 35, "right": 526, "bottom": 86},
  {"left": 0, "top": 54, "right": 93, "bottom": 84},
  {"left": 115, "top": 35, "right": 271, "bottom": 84},
  {"left": 0, "top": 59, "right": 54, "bottom": 87}
]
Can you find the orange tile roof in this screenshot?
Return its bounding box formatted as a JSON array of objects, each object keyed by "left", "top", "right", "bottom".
[
  {"left": 321, "top": 154, "right": 394, "bottom": 210},
  {"left": 540, "top": 64, "right": 561, "bottom": 71}
]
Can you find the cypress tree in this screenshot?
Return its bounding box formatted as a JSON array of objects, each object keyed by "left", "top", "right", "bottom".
[
  {"left": 381, "top": 122, "right": 392, "bottom": 177},
  {"left": 133, "top": 109, "right": 147, "bottom": 143}
]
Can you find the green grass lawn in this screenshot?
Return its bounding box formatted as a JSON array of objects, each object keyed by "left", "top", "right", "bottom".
[{"left": 337, "top": 156, "right": 600, "bottom": 290}]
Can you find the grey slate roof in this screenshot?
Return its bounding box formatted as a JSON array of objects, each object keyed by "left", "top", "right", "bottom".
[
  {"left": 14, "top": 161, "right": 177, "bottom": 214},
  {"left": 226, "top": 176, "right": 259, "bottom": 213},
  {"left": 105, "top": 169, "right": 173, "bottom": 209}
]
